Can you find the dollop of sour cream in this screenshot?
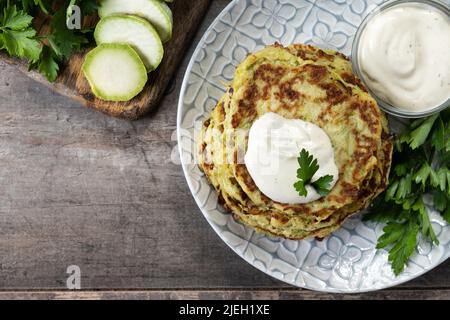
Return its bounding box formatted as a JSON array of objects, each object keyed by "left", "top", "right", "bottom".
[
  {"left": 357, "top": 3, "right": 450, "bottom": 112},
  {"left": 244, "top": 113, "right": 339, "bottom": 204}
]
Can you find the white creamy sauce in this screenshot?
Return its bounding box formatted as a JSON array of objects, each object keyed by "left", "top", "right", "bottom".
[
  {"left": 358, "top": 3, "right": 450, "bottom": 111},
  {"left": 244, "top": 113, "right": 339, "bottom": 204}
]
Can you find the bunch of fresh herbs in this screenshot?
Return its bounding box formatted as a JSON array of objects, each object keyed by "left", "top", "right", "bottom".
[
  {"left": 365, "top": 109, "right": 450, "bottom": 275},
  {"left": 0, "top": 0, "right": 97, "bottom": 82}
]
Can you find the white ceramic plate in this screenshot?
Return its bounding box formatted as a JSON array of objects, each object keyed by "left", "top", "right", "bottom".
[{"left": 177, "top": 0, "right": 450, "bottom": 293}]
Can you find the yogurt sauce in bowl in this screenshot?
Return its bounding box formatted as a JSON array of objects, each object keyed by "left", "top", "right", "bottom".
[{"left": 353, "top": 0, "right": 450, "bottom": 116}]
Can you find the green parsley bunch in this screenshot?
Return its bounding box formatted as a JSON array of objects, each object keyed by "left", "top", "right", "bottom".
[
  {"left": 365, "top": 109, "right": 450, "bottom": 275},
  {"left": 0, "top": 0, "right": 97, "bottom": 82}
]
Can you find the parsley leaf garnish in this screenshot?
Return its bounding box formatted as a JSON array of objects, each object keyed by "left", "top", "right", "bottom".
[
  {"left": 294, "top": 148, "right": 319, "bottom": 196},
  {"left": 312, "top": 175, "right": 334, "bottom": 196},
  {"left": 294, "top": 148, "right": 334, "bottom": 197}
]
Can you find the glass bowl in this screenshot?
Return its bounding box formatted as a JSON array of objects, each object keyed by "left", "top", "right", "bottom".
[{"left": 351, "top": 0, "right": 450, "bottom": 118}]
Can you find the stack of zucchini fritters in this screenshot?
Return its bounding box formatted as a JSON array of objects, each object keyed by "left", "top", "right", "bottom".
[{"left": 198, "top": 44, "right": 393, "bottom": 240}]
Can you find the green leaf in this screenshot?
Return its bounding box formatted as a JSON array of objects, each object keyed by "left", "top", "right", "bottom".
[
  {"left": 395, "top": 174, "right": 412, "bottom": 200},
  {"left": 296, "top": 149, "right": 319, "bottom": 182},
  {"left": 446, "top": 137, "right": 450, "bottom": 153},
  {"left": 401, "top": 198, "right": 415, "bottom": 211},
  {"left": 447, "top": 170, "right": 450, "bottom": 194},
  {"left": 0, "top": 4, "right": 41, "bottom": 62},
  {"left": 413, "top": 197, "right": 438, "bottom": 244},
  {"left": 36, "top": 45, "right": 59, "bottom": 82},
  {"left": 293, "top": 180, "right": 307, "bottom": 197},
  {"left": 433, "top": 190, "right": 448, "bottom": 212},
  {"left": 413, "top": 163, "right": 431, "bottom": 188},
  {"left": 1, "top": 28, "right": 41, "bottom": 62},
  {"left": 437, "top": 167, "right": 448, "bottom": 192},
  {"left": 47, "top": 8, "right": 88, "bottom": 60},
  {"left": 394, "top": 163, "right": 408, "bottom": 176},
  {"left": 388, "top": 221, "right": 419, "bottom": 276},
  {"left": 385, "top": 180, "right": 399, "bottom": 201},
  {"left": 432, "top": 117, "right": 445, "bottom": 151},
  {"left": 312, "top": 175, "right": 333, "bottom": 196},
  {"left": 294, "top": 148, "right": 318, "bottom": 197},
  {"left": 443, "top": 206, "right": 450, "bottom": 224},
  {"left": 408, "top": 113, "right": 439, "bottom": 150},
  {"left": 364, "top": 196, "right": 401, "bottom": 222},
  {"left": 20, "top": 0, "right": 50, "bottom": 14},
  {"left": 67, "top": 0, "right": 98, "bottom": 17},
  {"left": 430, "top": 169, "right": 439, "bottom": 188},
  {"left": 377, "top": 222, "right": 404, "bottom": 249},
  {"left": 1, "top": 4, "right": 33, "bottom": 30},
  {"left": 79, "top": 0, "right": 98, "bottom": 16},
  {"left": 395, "top": 138, "right": 404, "bottom": 152},
  {"left": 294, "top": 149, "right": 334, "bottom": 197},
  {"left": 375, "top": 217, "right": 420, "bottom": 275},
  {"left": 410, "top": 117, "right": 428, "bottom": 129}
]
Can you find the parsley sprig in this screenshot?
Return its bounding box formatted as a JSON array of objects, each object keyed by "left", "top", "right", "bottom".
[
  {"left": 0, "top": 0, "right": 97, "bottom": 82},
  {"left": 294, "top": 148, "right": 334, "bottom": 197},
  {"left": 365, "top": 109, "right": 450, "bottom": 275},
  {"left": 0, "top": 3, "right": 41, "bottom": 63}
]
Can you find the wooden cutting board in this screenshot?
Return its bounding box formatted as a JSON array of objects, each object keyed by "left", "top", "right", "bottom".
[{"left": 1, "top": 1, "right": 211, "bottom": 120}]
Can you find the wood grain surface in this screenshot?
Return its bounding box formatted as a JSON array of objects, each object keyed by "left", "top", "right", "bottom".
[
  {"left": 1, "top": 1, "right": 211, "bottom": 120},
  {"left": 0, "top": 0, "right": 449, "bottom": 300},
  {"left": 1, "top": 289, "right": 450, "bottom": 300}
]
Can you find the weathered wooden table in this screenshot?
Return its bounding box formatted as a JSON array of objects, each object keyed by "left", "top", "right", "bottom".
[{"left": 0, "top": 1, "right": 448, "bottom": 300}]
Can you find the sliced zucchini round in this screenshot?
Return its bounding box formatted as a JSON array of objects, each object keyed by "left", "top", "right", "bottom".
[
  {"left": 82, "top": 43, "right": 148, "bottom": 102},
  {"left": 95, "top": 15, "right": 164, "bottom": 72},
  {"left": 159, "top": 1, "right": 173, "bottom": 25},
  {"left": 99, "top": 0, "right": 173, "bottom": 43}
]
